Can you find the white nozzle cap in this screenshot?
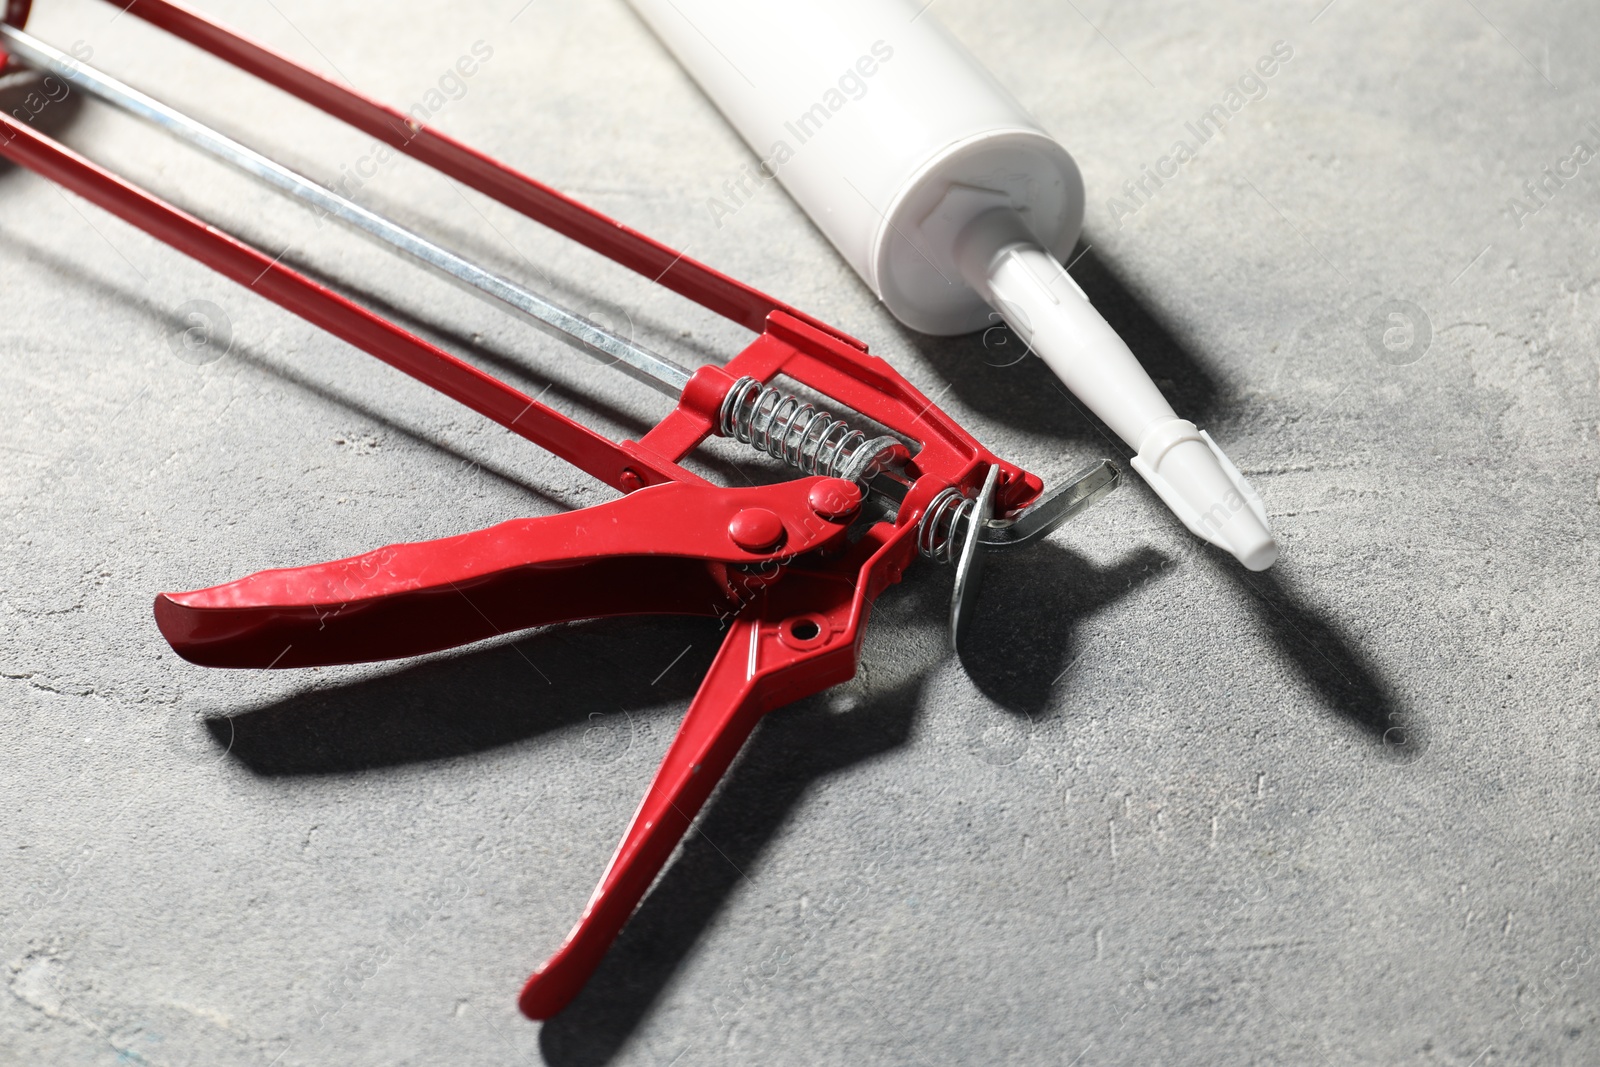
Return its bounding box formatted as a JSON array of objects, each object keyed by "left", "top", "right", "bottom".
[{"left": 1131, "top": 422, "right": 1279, "bottom": 571}]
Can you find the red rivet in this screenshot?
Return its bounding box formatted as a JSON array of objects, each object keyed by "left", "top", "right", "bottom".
[
  {"left": 728, "top": 508, "right": 786, "bottom": 552},
  {"left": 618, "top": 468, "right": 644, "bottom": 492},
  {"left": 807, "top": 478, "right": 862, "bottom": 521}
]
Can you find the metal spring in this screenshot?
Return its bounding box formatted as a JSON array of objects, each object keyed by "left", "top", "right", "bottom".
[
  {"left": 719, "top": 377, "right": 894, "bottom": 482},
  {"left": 917, "top": 486, "right": 976, "bottom": 565}
]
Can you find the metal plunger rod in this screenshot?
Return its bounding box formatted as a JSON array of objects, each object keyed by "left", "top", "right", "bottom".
[{"left": 0, "top": 24, "right": 693, "bottom": 397}]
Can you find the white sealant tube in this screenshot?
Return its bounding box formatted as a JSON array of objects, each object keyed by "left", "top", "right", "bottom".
[{"left": 627, "top": 0, "right": 1278, "bottom": 569}]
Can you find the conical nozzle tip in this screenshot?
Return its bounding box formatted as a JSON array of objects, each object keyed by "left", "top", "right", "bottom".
[
  {"left": 1233, "top": 526, "right": 1280, "bottom": 571},
  {"left": 1132, "top": 429, "right": 1279, "bottom": 571}
]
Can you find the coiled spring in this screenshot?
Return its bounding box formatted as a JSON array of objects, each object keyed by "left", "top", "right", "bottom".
[
  {"left": 917, "top": 486, "right": 976, "bottom": 565},
  {"left": 719, "top": 377, "right": 897, "bottom": 483}
]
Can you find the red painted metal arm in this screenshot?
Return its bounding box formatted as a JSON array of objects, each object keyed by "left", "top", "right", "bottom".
[
  {"left": 0, "top": 1, "right": 29, "bottom": 68},
  {"left": 118, "top": 0, "right": 862, "bottom": 347},
  {"left": 519, "top": 565, "right": 870, "bottom": 1020},
  {"left": 0, "top": 111, "right": 685, "bottom": 491},
  {"left": 154, "top": 478, "right": 859, "bottom": 668}
]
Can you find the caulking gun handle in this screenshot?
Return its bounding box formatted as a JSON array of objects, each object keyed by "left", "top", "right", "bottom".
[
  {"left": 153, "top": 478, "right": 861, "bottom": 669},
  {"left": 519, "top": 565, "right": 872, "bottom": 1019},
  {"left": 517, "top": 608, "right": 771, "bottom": 1020}
]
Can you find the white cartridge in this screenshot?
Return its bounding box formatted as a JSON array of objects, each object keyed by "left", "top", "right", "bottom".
[{"left": 628, "top": 0, "right": 1278, "bottom": 569}]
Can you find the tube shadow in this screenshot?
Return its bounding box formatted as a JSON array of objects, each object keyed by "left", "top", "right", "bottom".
[
  {"left": 912, "top": 241, "right": 1417, "bottom": 756},
  {"left": 1224, "top": 560, "right": 1423, "bottom": 758},
  {"left": 1069, "top": 241, "right": 1220, "bottom": 421}
]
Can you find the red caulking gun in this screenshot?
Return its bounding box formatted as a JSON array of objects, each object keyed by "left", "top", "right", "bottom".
[{"left": 0, "top": 0, "right": 1121, "bottom": 1017}]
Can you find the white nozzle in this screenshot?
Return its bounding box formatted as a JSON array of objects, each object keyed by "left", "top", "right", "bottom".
[{"left": 956, "top": 210, "right": 1278, "bottom": 570}]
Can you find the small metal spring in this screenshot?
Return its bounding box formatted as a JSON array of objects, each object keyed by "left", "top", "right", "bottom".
[
  {"left": 719, "top": 377, "right": 897, "bottom": 483},
  {"left": 917, "top": 486, "right": 976, "bottom": 565}
]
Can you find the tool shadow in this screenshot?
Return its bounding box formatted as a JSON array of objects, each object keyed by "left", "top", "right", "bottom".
[
  {"left": 535, "top": 542, "right": 1162, "bottom": 1064},
  {"left": 0, "top": 68, "right": 86, "bottom": 170},
  {"left": 196, "top": 541, "right": 1167, "bottom": 780},
  {"left": 201, "top": 543, "right": 1158, "bottom": 1063},
  {"left": 535, "top": 671, "right": 928, "bottom": 1066},
  {"left": 204, "top": 614, "right": 725, "bottom": 776},
  {"left": 958, "top": 542, "right": 1173, "bottom": 716},
  {"left": 253, "top": 251, "right": 776, "bottom": 495}
]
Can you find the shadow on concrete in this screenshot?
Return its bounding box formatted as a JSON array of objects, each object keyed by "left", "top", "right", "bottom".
[
  {"left": 915, "top": 240, "right": 1416, "bottom": 756},
  {"left": 225, "top": 341, "right": 581, "bottom": 510},
  {"left": 205, "top": 615, "right": 723, "bottom": 776},
  {"left": 198, "top": 540, "right": 1135, "bottom": 1062},
  {"left": 200, "top": 608, "right": 930, "bottom": 1064},
  {"left": 0, "top": 68, "right": 86, "bottom": 176},
  {"left": 0, "top": 224, "right": 583, "bottom": 511},
  {"left": 1226, "top": 562, "right": 1423, "bottom": 758},
  {"left": 0, "top": 87, "right": 745, "bottom": 492},
  {"left": 536, "top": 677, "right": 925, "bottom": 1067},
  {"left": 15, "top": 176, "right": 1414, "bottom": 1050},
  {"left": 1069, "top": 241, "right": 1221, "bottom": 424},
  {"left": 289, "top": 261, "right": 658, "bottom": 441},
  {"left": 221, "top": 246, "right": 771, "bottom": 493},
  {"left": 958, "top": 541, "right": 1174, "bottom": 717}
]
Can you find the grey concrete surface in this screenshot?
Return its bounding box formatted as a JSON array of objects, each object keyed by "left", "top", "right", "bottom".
[{"left": 2, "top": 0, "right": 1597, "bottom": 1063}]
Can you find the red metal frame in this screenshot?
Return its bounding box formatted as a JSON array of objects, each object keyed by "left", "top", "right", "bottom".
[
  {"left": 120, "top": 0, "right": 859, "bottom": 346},
  {"left": 0, "top": 0, "right": 1052, "bottom": 1020},
  {"left": 0, "top": 0, "right": 32, "bottom": 70},
  {"left": 0, "top": 115, "right": 687, "bottom": 491}
]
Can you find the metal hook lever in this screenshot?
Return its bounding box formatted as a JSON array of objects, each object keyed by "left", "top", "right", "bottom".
[
  {"left": 979, "top": 459, "right": 1121, "bottom": 551},
  {"left": 949, "top": 464, "right": 1001, "bottom": 651},
  {"left": 950, "top": 459, "right": 1122, "bottom": 650}
]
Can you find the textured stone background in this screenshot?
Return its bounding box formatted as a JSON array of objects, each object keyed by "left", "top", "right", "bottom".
[{"left": 2, "top": 0, "right": 1597, "bottom": 1064}]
